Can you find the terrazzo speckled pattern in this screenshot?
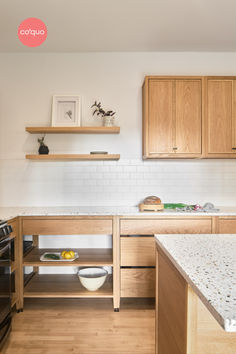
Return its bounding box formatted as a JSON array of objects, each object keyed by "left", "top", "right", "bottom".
[{"left": 155, "top": 234, "right": 236, "bottom": 332}]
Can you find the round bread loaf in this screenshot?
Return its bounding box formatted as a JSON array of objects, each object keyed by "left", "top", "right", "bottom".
[{"left": 143, "top": 196, "right": 161, "bottom": 205}]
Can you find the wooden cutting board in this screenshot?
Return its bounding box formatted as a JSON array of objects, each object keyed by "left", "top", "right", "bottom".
[{"left": 139, "top": 203, "right": 164, "bottom": 212}]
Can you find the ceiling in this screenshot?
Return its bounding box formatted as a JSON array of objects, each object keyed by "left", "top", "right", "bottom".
[{"left": 0, "top": 0, "right": 236, "bottom": 52}]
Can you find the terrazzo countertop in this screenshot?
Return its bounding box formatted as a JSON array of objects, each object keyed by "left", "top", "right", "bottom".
[
  {"left": 1, "top": 206, "right": 236, "bottom": 221},
  {"left": 155, "top": 233, "right": 236, "bottom": 332}
]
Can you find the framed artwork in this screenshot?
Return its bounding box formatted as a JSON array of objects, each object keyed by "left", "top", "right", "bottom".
[{"left": 52, "top": 95, "right": 81, "bottom": 126}]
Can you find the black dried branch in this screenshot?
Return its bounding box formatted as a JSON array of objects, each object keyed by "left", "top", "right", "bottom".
[{"left": 91, "top": 101, "right": 116, "bottom": 118}]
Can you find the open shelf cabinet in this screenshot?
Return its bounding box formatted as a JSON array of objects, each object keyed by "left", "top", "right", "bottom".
[
  {"left": 25, "top": 126, "right": 120, "bottom": 134},
  {"left": 19, "top": 216, "right": 120, "bottom": 311}
]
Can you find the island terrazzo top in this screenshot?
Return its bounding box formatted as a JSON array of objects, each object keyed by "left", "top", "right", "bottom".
[
  {"left": 155, "top": 233, "right": 236, "bottom": 332},
  {"left": 1, "top": 205, "right": 236, "bottom": 221}
]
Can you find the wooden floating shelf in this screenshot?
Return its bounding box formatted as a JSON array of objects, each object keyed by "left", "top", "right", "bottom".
[
  {"left": 24, "top": 274, "right": 113, "bottom": 298},
  {"left": 23, "top": 248, "right": 113, "bottom": 267},
  {"left": 25, "top": 154, "right": 120, "bottom": 161},
  {"left": 26, "top": 126, "right": 120, "bottom": 134}
]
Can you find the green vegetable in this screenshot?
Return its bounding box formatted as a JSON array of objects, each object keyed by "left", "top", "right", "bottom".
[
  {"left": 44, "top": 253, "right": 60, "bottom": 260},
  {"left": 164, "top": 203, "right": 194, "bottom": 209}
]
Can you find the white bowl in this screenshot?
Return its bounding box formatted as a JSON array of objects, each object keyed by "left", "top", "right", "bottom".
[{"left": 78, "top": 267, "right": 108, "bottom": 291}]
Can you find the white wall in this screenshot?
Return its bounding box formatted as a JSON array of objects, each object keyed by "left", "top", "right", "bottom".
[{"left": 1, "top": 52, "right": 236, "bottom": 207}]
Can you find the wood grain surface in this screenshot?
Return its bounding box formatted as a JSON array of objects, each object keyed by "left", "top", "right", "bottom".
[{"left": 2, "top": 298, "right": 155, "bottom": 354}]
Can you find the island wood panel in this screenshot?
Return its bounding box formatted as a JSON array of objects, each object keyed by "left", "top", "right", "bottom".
[
  {"left": 205, "top": 78, "right": 236, "bottom": 157},
  {"left": 192, "top": 293, "right": 236, "bottom": 354},
  {"left": 120, "top": 218, "right": 212, "bottom": 235},
  {"left": 121, "top": 268, "right": 155, "bottom": 298},
  {"left": 23, "top": 248, "right": 113, "bottom": 267},
  {"left": 22, "top": 218, "right": 113, "bottom": 235},
  {"left": 175, "top": 80, "right": 202, "bottom": 154},
  {"left": 217, "top": 217, "right": 236, "bottom": 233},
  {"left": 121, "top": 237, "right": 155, "bottom": 266},
  {"left": 157, "top": 247, "right": 188, "bottom": 354}
]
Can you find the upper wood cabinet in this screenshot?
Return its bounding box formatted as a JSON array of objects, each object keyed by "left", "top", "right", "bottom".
[
  {"left": 205, "top": 77, "right": 236, "bottom": 158},
  {"left": 143, "top": 76, "right": 203, "bottom": 159}
]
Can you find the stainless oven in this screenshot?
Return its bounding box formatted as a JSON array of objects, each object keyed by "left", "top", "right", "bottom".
[{"left": 0, "top": 221, "right": 12, "bottom": 350}]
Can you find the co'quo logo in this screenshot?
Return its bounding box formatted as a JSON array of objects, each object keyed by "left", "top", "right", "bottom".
[{"left": 18, "top": 18, "right": 47, "bottom": 47}]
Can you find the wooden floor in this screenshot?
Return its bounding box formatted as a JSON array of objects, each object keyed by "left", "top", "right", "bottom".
[{"left": 2, "top": 299, "right": 155, "bottom": 354}]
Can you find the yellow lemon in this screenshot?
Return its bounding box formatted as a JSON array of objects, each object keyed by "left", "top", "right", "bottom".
[
  {"left": 69, "top": 250, "right": 75, "bottom": 258},
  {"left": 63, "top": 251, "right": 73, "bottom": 259},
  {"left": 61, "top": 250, "right": 66, "bottom": 257}
]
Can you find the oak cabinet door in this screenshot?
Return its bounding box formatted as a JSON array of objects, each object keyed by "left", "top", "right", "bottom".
[
  {"left": 206, "top": 79, "right": 236, "bottom": 156},
  {"left": 143, "top": 76, "right": 203, "bottom": 158},
  {"left": 175, "top": 80, "right": 202, "bottom": 154},
  {"left": 148, "top": 80, "right": 174, "bottom": 154}
]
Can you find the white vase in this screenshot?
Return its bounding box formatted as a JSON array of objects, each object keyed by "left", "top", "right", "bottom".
[{"left": 103, "top": 116, "right": 115, "bottom": 127}]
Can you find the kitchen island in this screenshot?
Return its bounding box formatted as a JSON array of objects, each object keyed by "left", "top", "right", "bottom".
[{"left": 155, "top": 234, "right": 236, "bottom": 354}]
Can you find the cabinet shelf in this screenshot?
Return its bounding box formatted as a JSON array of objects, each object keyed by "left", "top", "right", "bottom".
[
  {"left": 24, "top": 274, "right": 113, "bottom": 298},
  {"left": 23, "top": 248, "right": 113, "bottom": 267},
  {"left": 26, "top": 126, "right": 120, "bottom": 134},
  {"left": 25, "top": 154, "right": 120, "bottom": 161}
]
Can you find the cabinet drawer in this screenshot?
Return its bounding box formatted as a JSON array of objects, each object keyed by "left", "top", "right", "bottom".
[
  {"left": 218, "top": 218, "right": 236, "bottom": 233},
  {"left": 22, "top": 219, "right": 112, "bottom": 235},
  {"left": 121, "top": 268, "right": 155, "bottom": 297},
  {"left": 121, "top": 237, "right": 155, "bottom": 266},
  {"left": 120, "top": 218, "right": 212, "bottom": 235}
]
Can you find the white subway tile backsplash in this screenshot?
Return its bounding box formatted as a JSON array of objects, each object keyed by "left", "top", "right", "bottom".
[
  {"left": 1, "top": 158, "right": 236, "bottom": 207},
  {"left": 96, "top": 166, "right": 110, "bottom": 172},
  {"left": 123, "top": 166, "right": 137, "bottom": 172}
]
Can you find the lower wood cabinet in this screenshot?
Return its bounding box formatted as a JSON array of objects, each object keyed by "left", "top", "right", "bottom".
[
  {"left": 120, "top": 217, "right": 212, "bottom": 299},
  {"left": 121, "top": 268, "right": 155, "bottom": 298}
]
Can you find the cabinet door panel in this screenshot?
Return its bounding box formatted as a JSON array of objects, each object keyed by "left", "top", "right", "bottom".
[
  {"left": 148, "top": 80, "right": 174, "bottom": 154},
  {"left": 121, "top": 268, "right": 155, "bottom": 297},
  {"left": 176, "top": 80, "right": 202, "bottom": 154},
  {"left": 207, "top": 80, "right": 234, "bottom": 154},
  {"left": 121, "top": 237, "right": 155, "bottom": 266}
]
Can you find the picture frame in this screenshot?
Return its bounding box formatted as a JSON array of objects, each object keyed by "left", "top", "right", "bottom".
[{"left": 51, "top": 95, "right": 81, "bottom": 126}]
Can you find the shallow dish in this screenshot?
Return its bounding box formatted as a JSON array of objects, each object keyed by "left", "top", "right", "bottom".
[
  {"left": 40, "top": 252, "right": 79, "bottom": 262},
  {"left": 78, "top": 267, "right": 108, "bottom": 291}
]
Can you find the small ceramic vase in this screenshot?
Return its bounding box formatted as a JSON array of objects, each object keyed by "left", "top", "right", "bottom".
[{"left": 103, "top": 116, "right": 115, "bottom": 127}]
